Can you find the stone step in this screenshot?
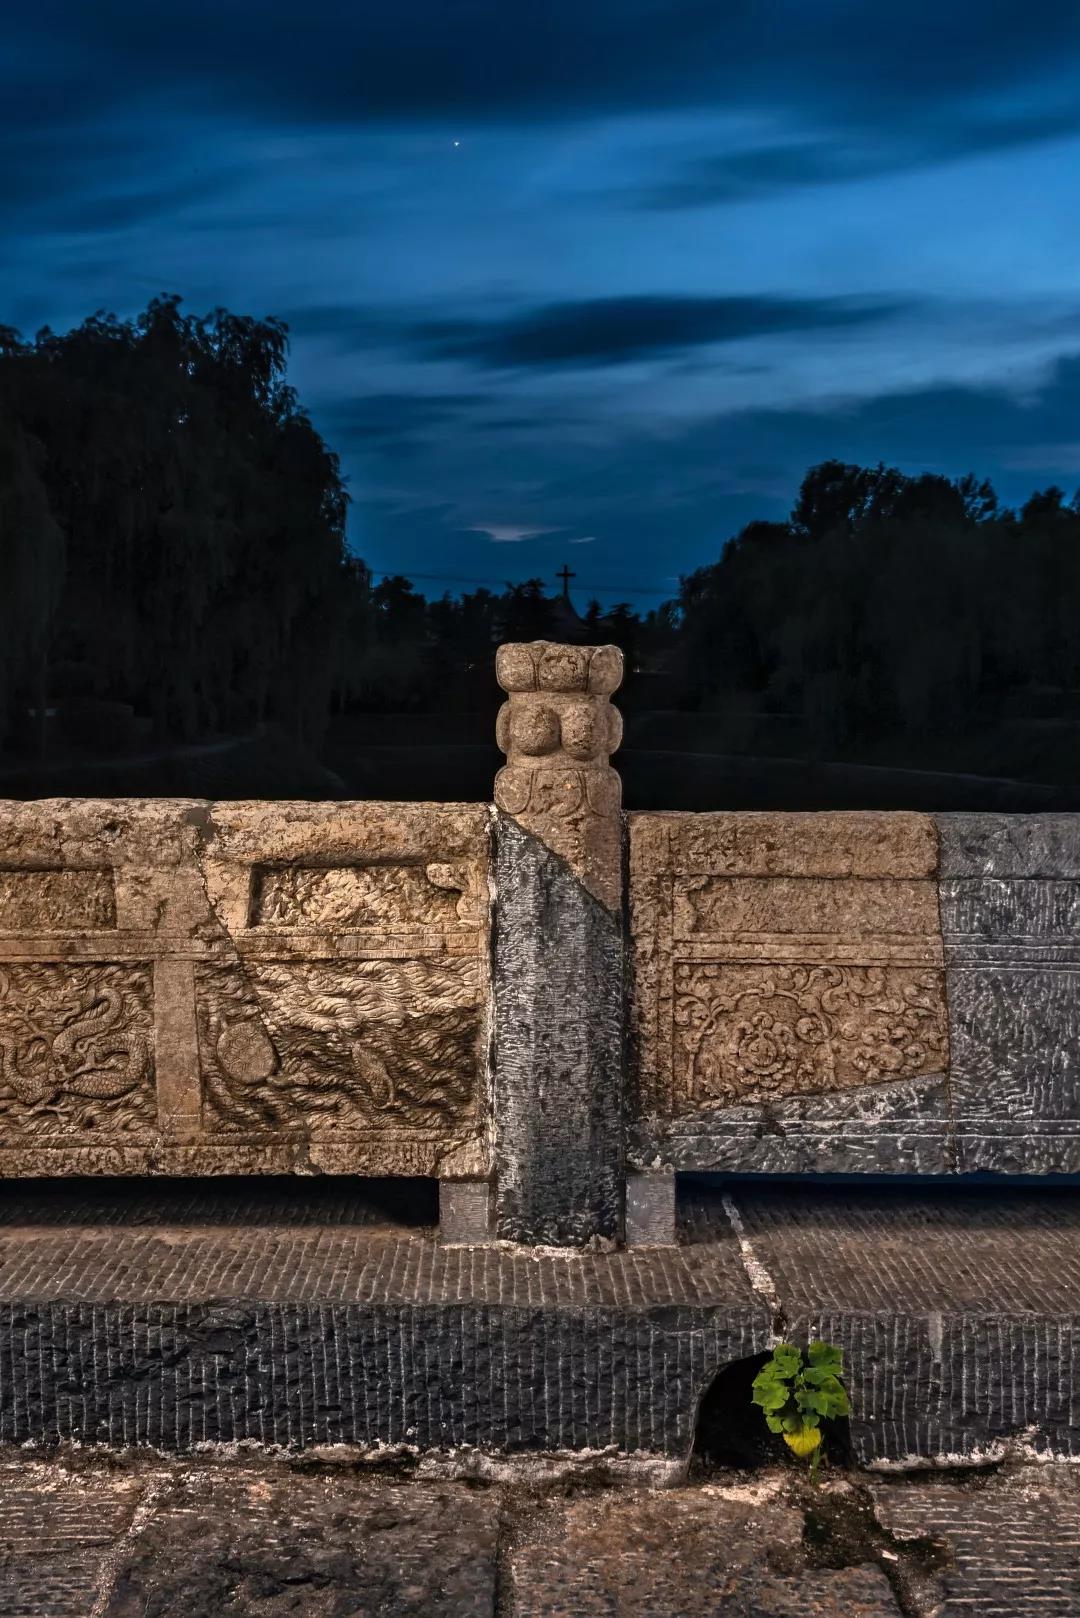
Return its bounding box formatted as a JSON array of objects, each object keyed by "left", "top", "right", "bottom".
[{"left": 0, "top": 1180, "right": 1077, "bottom": 1463}]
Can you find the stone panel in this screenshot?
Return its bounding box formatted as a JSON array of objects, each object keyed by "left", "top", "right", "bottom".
[
  {"left": 0, "top": 799, "right": 490, "bottom": 1176},
  {"left": 939, "top": 813, "right": 1080, "bottom": 1172},
  {"left": 0, "top": 867, "right": 115, "bottom": 931},
  {"left": 629, "top": 811, "right": 950, "bottom": 1174},
  {"left": 0, "top": 962, "right": 155, "bottom": 1137}
]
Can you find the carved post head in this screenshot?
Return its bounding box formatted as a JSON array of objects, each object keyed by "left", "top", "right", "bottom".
[{"left": 494, "top": 641, "right": 624, "bottom": 910}]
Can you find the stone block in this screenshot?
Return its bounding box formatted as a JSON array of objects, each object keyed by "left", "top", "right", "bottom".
[
  {"left": 492, "top": 642, "right": 626, "bottom": 1246},
  {"left": 628, "top": 811, "right": 949, "bottom": 1175},
  {"left": 493, "top": 816, "right": 623, "bottom": 1244},
  {"left": 939, "top": 813, "right": 1080, "bottom": 1173},
  {"left": 625, "top": 1171, "right": 676, "bottom": 1246},
  {"left": 0, "top": 798, "right": 491, "bottom": 1177},
  {"left": 439, "top": 1178, "right": 493, "bottom": 1243}
]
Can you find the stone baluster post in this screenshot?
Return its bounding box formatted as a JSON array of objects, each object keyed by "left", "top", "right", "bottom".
[{"left": 492, "top": 641, "right": 625, "bottom": 1245}]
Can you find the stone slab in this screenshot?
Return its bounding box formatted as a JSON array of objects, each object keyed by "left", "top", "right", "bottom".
[
  {"left": 628, "top": 812, "right": 951, "bottom": 1178},
  {"left": 509, "top": 1487, "right": 901, "bottom": 1617},
  {"left": 1, "top": 1180, "right": 1079, "bottom": 1464},
  {"left": 0, "top": 798, "right": 491, "bottom": 1180},
  {"left": 939, "top": 814, "right": 1080, "bottom": 1174},
  {"left": 0, "top": 1182, "right": 765, "bottom": 1454},
  {"left": 871, "top": 1468, "right": 1080, "bottom": 1617}
]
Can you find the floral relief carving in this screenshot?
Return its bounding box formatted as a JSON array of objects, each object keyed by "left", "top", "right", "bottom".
[{"left": 674, "top": 963, "right": 948, "bottom": 1107}]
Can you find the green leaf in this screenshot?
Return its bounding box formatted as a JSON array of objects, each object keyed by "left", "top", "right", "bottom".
[
  {"left": 807, "top": 1341, "right": 843, "bottom": 1374},
  {"left": 752, "top": 1380, "right": 789, "bottom": 1414},
  {"left": 770, "top": 1345, "right": 802, "bottom": 1379}
]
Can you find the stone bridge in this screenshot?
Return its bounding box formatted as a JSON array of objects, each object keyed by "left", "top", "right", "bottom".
[{"left": 1, "top": 642, "right": 1078, "bottom": 1467}]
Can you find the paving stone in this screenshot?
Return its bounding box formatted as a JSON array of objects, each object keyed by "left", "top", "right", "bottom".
[
  {"left": 0, "top": 1459, "right": 144, "bottom": 1617},
  {"left": 509, "top": 1487, "right": 902, "bottom": 1616},
  {"left": 96, "top": 1471, "right": 499, "bottom": 1618},
  {"left": 872, "top": 1468, "right": 1080, "bottom": 1617}
]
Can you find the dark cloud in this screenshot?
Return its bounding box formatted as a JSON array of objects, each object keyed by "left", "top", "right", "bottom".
[
  {"left": 410, "top": 294, "right": 911, "bottom": 370},
  {"left": 319, "top": 391, "right": 497, "bottom": 439},
  {"left": 638, "top": 106, "right": 1080, "bottom": 208},
  {"left": 9, "top": 0, "right": 1080, "bottom": 132}
]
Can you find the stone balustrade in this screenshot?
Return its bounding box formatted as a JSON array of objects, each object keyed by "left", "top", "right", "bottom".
[{"left": 1, "top": 642, "right": 1079, "bottom": 1246}]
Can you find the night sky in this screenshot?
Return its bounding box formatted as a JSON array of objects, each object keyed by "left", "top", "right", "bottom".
[{"left": 5, "top": 2, "right": 1080, "bottom": 606}]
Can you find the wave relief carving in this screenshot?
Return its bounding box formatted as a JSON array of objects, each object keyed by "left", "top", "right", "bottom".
[{"left": 197, "top": 959, "right": 481, "bottom": 1136}]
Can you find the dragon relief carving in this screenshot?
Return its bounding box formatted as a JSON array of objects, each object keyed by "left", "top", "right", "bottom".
[
  {"left": 0, "top": 964, "right": 154, "bottom": 1133},
  {"left": 196, "top": 959, "right": 480, "bottom": 1136},
  {"left": 673, "top": 963, "right": 948, "bottom": 1108}
]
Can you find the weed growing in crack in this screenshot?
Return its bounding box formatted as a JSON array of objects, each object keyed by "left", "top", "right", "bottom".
[{"left": 751, "top": 1342, "right": 849, "bottom": 1480}]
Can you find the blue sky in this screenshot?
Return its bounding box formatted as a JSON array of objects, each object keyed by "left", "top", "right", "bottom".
[{"left": 4, "top": 1, "right": 1080, "bottom": 605}]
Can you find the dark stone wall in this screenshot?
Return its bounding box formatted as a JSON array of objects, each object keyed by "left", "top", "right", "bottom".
[{"left": 492, "top": 816, "right": 623, "bottom": 1244}]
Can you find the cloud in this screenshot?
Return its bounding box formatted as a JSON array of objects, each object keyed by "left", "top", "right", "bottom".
[
  {"left": 319, "top": 391, "right": 496, "bottom": 440},
  {"left": 637, "top": 105, "right": 1080, "bottom": 209},
  {"left": 337, "top": 350, "right": 1080, "bottom": 600},
  {"left": 569, "top": 535, "right": 596, "bottom": 544},
  {"left": 12, "top": 1, "right": 1080, "bottom": 133},
  {"left": 466, "top": 523, "right": 563, "bottom": 543},
  {"left": 411, "top": 294, "right": 911, "bottom": 371}
]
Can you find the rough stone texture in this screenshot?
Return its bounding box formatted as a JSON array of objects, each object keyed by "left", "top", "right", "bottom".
[
  {"left": 629, "top": 811, "right": 950, "bottom": 1175},
  {"left": 939, "top": 812, "right": 1080, "bottom": 1173},
  {"left": 509, "top": 1486, "right": 901, "bottom": 1617},
  {"left": 9, "top": 1455, "right": 1080, "bottom": 1618},
  {"left": 871, "top": 1469, "right": 1080, "bottom": 1617},
  {"left": 0, "top": 799, "right": 490, "bottom": 1178},
  {"left": 2, "top": 1180, "right": 1080, "bottom": 1463},
  {"left": 493, "top": 816, "right": 624, "bottom": 1245},
  {"left": 685, "top": 1180, "right": 1080, "bottom": 1464},
  {"left": 624, "top": 1171, "right": 676, "bottom": 1247},
  {"left": 0, "top": 1459, "right": 144, "bottom": 1617},
  {"left": 438, "top": 1177, "right": 493, "bottom": 1243},
  {"left": 102, "top": 1470, "right": 499, "bottom": 1618},
  {"left": 494, "top": 639, "right": 623, "bottom": 912},
  {"left": 0, "top": 1180, "right": 766, "bottom": 1453}
]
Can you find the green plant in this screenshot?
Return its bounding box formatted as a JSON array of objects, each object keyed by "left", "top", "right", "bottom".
[{"left": 751, "top": 1341, "right": 850, "bottom": 1478}]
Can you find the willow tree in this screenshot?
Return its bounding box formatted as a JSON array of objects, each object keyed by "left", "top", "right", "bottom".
[
  {"left": 0, "top": 296, "right": 349, "bottom": 749},
  {"left": 0, "top": 395, "right": 65, "bottom": 754}
]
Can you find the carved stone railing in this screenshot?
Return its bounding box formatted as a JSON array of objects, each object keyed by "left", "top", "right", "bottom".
[
  {"left": 2, "top": 645, "right": 1080, "bottom": 1247},
  {"left": 0, "top": 801, "right": 489, "bottom": 1181}
]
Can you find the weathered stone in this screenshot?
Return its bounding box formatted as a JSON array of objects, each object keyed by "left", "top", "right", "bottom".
[
  {"left": 439, "top": 1177, "right": 493, "bottom": 1243},
  {"left": 101, "top": 1471, "right": 499, "bottom": 1618},
  {"left": 0, "top": 1177, "right": 768, "bottom": 1454},
  {"left": 625, "top": 1171, "right": 677, "bottom": 1246},
  {"left": 688, "top": 1181, "right": 1080, "bottom": 1464},
  {"left": 509, "top": 1489, "right": 901, "bottom": 1617},
  {"left": 629, "top": 811, "right": 949, "bottom": 1175},
  {"left": 0, "top": 798, "right": 491, "bottom": 1179},
  {"left": 494, "top": 639, "right": 623, "bottom": 912},
  {"left": 871, "top": 1470, "right": 1080, "bottom": 1617},
  {"left": 939, "top": 813, "right": 1080, "bottom": 1173},
  {"left": 493, "top": 815, "right": 623, "bottom": 1245}
]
